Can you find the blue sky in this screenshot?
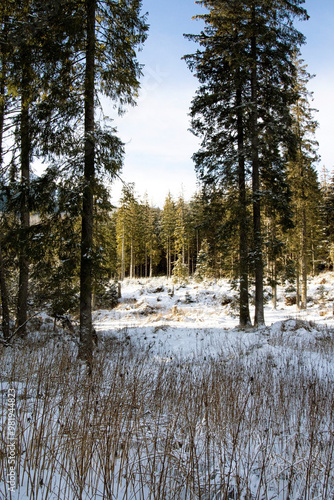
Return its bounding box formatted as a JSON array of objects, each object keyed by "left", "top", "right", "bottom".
[{"left": 109, "top": 0, "right": 334, "bottom": 208}]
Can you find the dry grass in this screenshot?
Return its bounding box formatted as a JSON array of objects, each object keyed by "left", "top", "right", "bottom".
[{"left": 1, "top": 327, "right": 334, "bottom": 499}]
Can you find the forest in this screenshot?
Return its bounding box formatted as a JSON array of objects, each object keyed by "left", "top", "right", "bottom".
[
  {"left": 2, "top": 1, "right": 334, "bottom": 499},
  {"left": 0, "top": 0, "right": 333, "bottom": 356}
]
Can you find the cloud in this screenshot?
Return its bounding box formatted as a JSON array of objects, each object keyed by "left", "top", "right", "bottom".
[
  {"left": 308, "top": 74, "right": 334, "bottom": 171},
  {"left": 108, "top": 83, "right": 200, "bottom": 207}
]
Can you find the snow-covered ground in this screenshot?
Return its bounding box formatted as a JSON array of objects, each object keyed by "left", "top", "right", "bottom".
[
  {"left": 93, "top": 272, "right": 334, "bottom": 361},
  {"left": 1, "top": 273, "right": 334, "bottom": 499}
]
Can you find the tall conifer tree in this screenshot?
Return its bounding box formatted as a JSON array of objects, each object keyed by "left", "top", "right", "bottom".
[
  {"left": 68, "top": 0, "right": 148, "bottom": 363},
  {"left": 286, "top": 57, "right": 320, "bottom": 309},
  {"left": 185, "top": 0, "right": 307, "bottom": 326},
  {"left": 161, "top": 193, "right": 176, "bottom": 279},
  {"left": 1, "top": 0, "right": 86, "bottom": 335},
  {"left": 1, "top": 0, "right": 147, "bottom": 348}
]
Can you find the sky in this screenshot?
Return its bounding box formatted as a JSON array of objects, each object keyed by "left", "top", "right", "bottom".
[{"left": 108, "top": 0, "right": 334, "bottom": 208}]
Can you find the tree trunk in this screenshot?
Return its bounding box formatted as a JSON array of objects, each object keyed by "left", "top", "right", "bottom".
[
  {"left": 0, "top": 242, "right": 10, "bottom": 339},
  {"left": 0, "top": 37, "right": 6, "bottom": 165},
  {"left": 121, "top": 222, "right": 125, "bottom": 280},
  {"left": 236, "top": 83, "right": 251, "bottom": 327},
  {"left": 130, "top": 239, "right": 133, "bottom": 278},
  {"left": 270, "top": 221, "right": 277, "bottom": 310},
  {"left": 0, "top": 54, "right": 10, "bottom": 340},
  {"left": 301, "top": 206, "right": 307, "bottom": 309},
  {"left": 167, "top": 236, "right": 170, "bottom": 279},
  {"left": 311, "top": 237, "right": 315, "bottom": 276},
  {"left": 251, "top": 17, "right": 264, "bottom": 326},
  {"left": 296, "top": 263, "right": 300, "bottom": 310},
  {"left": 17, "top": 60, "right": 30, "bottom": 337},
  {"left": 79, "top": 0, "right": 96, "bottom": 366},
  {"left": 149, "top": 246, "right": 153, "bottom": 278},
  {"left": 271, "top": 260, "right": 277, "bottom": 310}
]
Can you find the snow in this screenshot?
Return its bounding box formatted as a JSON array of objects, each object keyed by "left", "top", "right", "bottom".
[
  {"left": 93, "top": 274, "right": 334, "bottom": 361},
  {"left": 1, "top": 273, "right": 334, "bottom": 499}
]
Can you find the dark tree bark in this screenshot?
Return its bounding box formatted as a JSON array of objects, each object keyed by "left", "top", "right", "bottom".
[
  {"left": 236, "top": 83, "right": 251, "bottom": 327},
  {"left": 78, "top": 0, "right": 96, "bottom": 366},
  {"left": 250, "top": 12, "right": 264, "bottom": 327},
  {"left": 0, "top": 15, "right": 11, "bottom": 340},
  {"left": 0, "top": 243, "right": 10, "bottom": 340},
  {"left": 17, "top": 58, "right": 31, "bottom": 337}
]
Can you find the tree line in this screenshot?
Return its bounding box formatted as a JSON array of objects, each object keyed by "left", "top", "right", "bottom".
[
  {"left": 112, "top": 176, "right": 332, "bottom": 290},
  {"left": 2, "top": 170, "right": 333, "bottom": 328}
]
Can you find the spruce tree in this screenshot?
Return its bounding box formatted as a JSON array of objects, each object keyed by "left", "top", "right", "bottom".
[
  {"left": 194, "top": 239, "right": 213, "bottom": 281},
  {"left": 1, "top": 0, "right": 147, "bottom": 350},
  {"left": 161, "top": 193, "right": 176, "bottom": 279},
  {"left": 184, "top": 0, "right": 258, "bottom": 325},
  {"left": 79, "top": 0, "right": 96, "bottom": 362},
  {"left": 185, "top": 0, "right": 308, "bottom": 326},
  {"left": 8, "top": 0, "right": 35, "bottom": 336},
  {"left": 0, "top": 2, "right": 11, "bottom": 338},
  {"left": 116, "top": 184, "right": 145, "bottom": 280},
  {"left": 174, "top": 194, "right": 188, "bottom": 267},
  {"left": 286, "top": 57, "right": 320, "bottom": 309},
  {"left": 142, "top": 196, "right": 160, "bottom": 278},
  {"left": 69, "top": 0, "right": 148, "bottom": 363},
  {"left": 188, "top": 192, "right": 206, "bottom": 275},
  {"left": 1, "top": 0, "right": 86, "bottom": 335},
  {"left": 322, "top": 173, "right": 334, "bottom": 269}
]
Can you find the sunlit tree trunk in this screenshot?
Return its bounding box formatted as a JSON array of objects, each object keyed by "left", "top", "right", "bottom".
[
  {"left": 301, "top": 206, "right": 307, "bottom": 309},
  {"left": 296, "top": 262, "right": 301, "bottom": 310}
]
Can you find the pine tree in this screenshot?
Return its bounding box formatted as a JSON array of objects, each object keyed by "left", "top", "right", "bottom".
[
  {"left": 161, "top": 193, "right": 176, "bottom": 279},
  {"left": 321, "top": 173, "right": 334, "bottom": 269},
  {"left": 185, "top": 0, "right": 308, "bottom": 326},
  {"left": 142, "top": 196, "right": 160, "bottom": 278},
  {"left": 174, "top": 194, "right": 188, "bottom": 267},
  {"left": 116, "top": 184, "right": 145, "bottom": 279},
  {"left": 1, "top": 0, "right": 87, "bottom": 335},
  {"left": 0, "top": 2, "right": 11, "bottom": 338},
  {"left": 193, "top": 187, "right": 235, "bottom": 280},
  {"left": 286, "top": 57, "right": 320, "bottom": 309},
  {"left": 74, "top": 0, "right": 148, "bottom": 363},
  {"left": 194, "top": 239, "right": 213, "bottom": 281}
]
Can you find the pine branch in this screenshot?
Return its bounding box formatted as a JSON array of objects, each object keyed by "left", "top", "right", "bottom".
[{"left": 0, "top": 311, "right": 40, "bottom": 346}]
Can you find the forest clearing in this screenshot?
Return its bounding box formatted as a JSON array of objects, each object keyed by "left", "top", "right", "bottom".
[
  {"left": 1, "top": 273, "right": 334, "bottom": 499},
  {"left": 1, "top": 0, "right": 334, "bottom": 497}
]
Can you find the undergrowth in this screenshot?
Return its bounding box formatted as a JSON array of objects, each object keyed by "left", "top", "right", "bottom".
[{"left": 1, "top": 328, "right": 334, "bottom": 499}]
